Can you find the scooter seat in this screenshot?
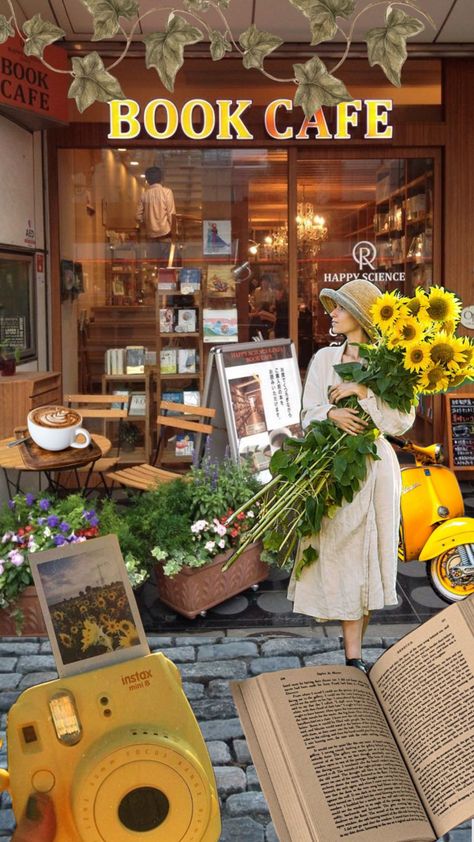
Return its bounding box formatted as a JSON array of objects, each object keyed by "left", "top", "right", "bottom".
[{"left": 396, "top": 451, "right": 417, "bottom": 466}]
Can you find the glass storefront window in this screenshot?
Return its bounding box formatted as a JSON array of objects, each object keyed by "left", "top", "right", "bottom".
[
  {"left": 0, "top": 252, "right": 36, "bottom": 360},
  {"left": 295, "top": 157, "right": 434, "bottom": 368}
]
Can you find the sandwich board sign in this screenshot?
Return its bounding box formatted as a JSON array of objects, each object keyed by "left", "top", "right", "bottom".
[{"left": 202, "top": 339, "right": 302, "bottom": 482}]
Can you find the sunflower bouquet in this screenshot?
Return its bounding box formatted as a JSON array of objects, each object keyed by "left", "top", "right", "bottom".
[{"left": 224, "top": 286, "right": 474, "bottom": 577}]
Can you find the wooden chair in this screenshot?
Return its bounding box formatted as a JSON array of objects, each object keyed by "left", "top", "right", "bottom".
[
  {"left": 108, "top": 401, "right": 215, "bottom": 492},
  {"left": 61, "top": 393, "right": 130, "bottom": 492}
]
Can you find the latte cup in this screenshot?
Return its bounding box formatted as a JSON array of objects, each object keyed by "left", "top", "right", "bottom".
[{"left": 27, "top": 406, "right": 91, "bottom": 452}]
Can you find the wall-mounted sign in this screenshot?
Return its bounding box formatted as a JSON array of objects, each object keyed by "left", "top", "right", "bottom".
[
  {"left": 0, "top": 315, "right": 26, "bottom": 349},
  {"left": 24, "top": 218, "right": 35, "bottom": 247},
  {"left": 0, "top": 35, "right": 68, "bottom": 123},
  {"left": 323, "top": 239, "right": 406, "bottom": 285},
  {"left": 461, "top": 306, "right": 474, "bottom": 330},
  {"left": 108, "top": 98, "right": 393, "bottom": 142}
]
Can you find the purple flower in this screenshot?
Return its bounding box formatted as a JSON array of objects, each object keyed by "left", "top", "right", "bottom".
[
  {"left": 39, "top": 498, "right": 50, "bottom": 511},
  {"left": 7, "top": 500, "right": 15, "bottom": 510},
  {"left": 89, "top": 515, "right": 99, "bottom": 528},
  {"left": 53, "top": 535, "right": 66, "bottom": 546},
  {"left": 47, "top": 515, "right": 60, "bottom": 528},
  {"left": 60, "top": 521, "right": 71, "bottom": 533},
  {"left": 37, "top": 517, "right": 46, "bottom": 526},
  {"left": 83, "top": 509, "right": 96, "bottom": 520},
  {"left": 25, "top": 493, "right": 35, "bottom": 506},
  {"left": 8, "top": 550, "right": 24, "bottom": 566}
]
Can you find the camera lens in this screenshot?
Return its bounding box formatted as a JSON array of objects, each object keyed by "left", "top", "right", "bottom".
[{"left": 118, "top": 787, "right": 170, "bottom": 832}]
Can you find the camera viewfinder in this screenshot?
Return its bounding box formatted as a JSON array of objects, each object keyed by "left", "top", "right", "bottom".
[{"left": 48, "top": 691, "right": 82, "bottom": 746}]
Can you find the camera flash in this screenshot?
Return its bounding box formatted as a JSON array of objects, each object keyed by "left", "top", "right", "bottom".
[{"left": 49, "top": 691, "right": 82, "bottom": 746}]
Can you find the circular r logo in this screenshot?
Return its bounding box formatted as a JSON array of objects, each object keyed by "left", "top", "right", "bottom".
[{"left": 352, "top": 241, "right": 377, "bottom": 272}]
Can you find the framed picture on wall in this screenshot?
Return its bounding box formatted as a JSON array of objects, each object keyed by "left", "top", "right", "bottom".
[{"left": 203, "top": 220, "right": 232, "bottom": 256}]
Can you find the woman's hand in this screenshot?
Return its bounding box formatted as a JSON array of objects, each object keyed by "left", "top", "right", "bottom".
[
  {"left": 329, "top": 382, "right": 368, "bottom": 403},
  {"left": 12, "top": 794, "right": 56, "bottom": 842},
  {"left": 327, "top": 407, "right": 369, "bottom": 435}
]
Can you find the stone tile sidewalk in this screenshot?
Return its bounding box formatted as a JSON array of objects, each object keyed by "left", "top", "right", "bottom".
[{"left": 0, "top": 633, "right": 470, "bottom": 842}]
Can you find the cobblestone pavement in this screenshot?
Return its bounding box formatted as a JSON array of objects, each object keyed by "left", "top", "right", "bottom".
[{"left": 0, "top": 632, "right": 471, "bottom": 841}]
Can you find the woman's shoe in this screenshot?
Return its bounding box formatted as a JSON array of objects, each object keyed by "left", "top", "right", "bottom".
[{"left": 345, "top": 658, "right": 368, "bottom": 673}]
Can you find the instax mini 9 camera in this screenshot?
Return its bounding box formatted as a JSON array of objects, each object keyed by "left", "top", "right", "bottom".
[{"left": 6, "top": 652, "right": 221, "bottom": 841}]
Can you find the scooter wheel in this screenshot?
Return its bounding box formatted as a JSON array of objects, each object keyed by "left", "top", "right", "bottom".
[{"left": 428, "top": 548, "right": 474, "bottom": 604}]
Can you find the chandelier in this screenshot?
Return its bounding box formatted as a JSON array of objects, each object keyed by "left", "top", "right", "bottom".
[{"left": 260, "top": 203, "right": 328, "bottom": 259}]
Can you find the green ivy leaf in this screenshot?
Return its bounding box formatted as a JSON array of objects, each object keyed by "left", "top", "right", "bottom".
[
  {"left": 22, "top": 14, "right": 65, "bottom": 58},
  {"left": 366, "top": 8, "right": 424, "bottom": 87},
  {"left": 0, "top": 15, "right": 14, "bottom": 45},
  {"left": 80, "top": 0, "right": 139, "bottom": 41},
  {"left": 239, "top": 24, "right": 283, "bottom": 70},
  {"left": 210, "top": 29, "right": 231, "bottom": 61},
  {"left": 294, "top": 56, "right": 352, "bottom": 117},
  {"left": 289, "top": 0, "right": 355, "bottom": 46},
  {"left": 68, "top": 52, "right": 126, "bottom": 113},
  {"left": 144, "top": 15, "right": 203, "bottom": 92}
]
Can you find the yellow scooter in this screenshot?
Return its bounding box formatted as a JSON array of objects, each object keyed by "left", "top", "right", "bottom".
[{"left": 388, "top": 435, "right": 474, "bottom": 603}]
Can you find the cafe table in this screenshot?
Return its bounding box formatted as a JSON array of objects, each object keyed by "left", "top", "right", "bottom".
[{"left": 0, "top": 433, "right": 112, "bottom": 497}]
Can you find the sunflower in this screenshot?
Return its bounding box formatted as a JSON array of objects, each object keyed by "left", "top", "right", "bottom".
[
  {"left": 403, "top": 341, "right": 432, "bottom": 372},
  {"left": 392, "top": 316, "right": 425, "bottom": 347},
  {"left": 419, "top": 365, "right": 450, "bottom": 393},
  {"left": 371, "top": 291, "right": 407, "bottom": 333},
  {"left": 428, "top": 332, "right": 465, "bottom": 371},
  {"left": 426, "top": 286, "right": 462, "bottom": 324},
  {"left": 119, "top": 626, "right": 140, "bottom": 648},
  {"left": 406, "top": 288, "right": 430, "bottom": 323},
  {"left": 446, "top": 369, "right": 472, "bottom": 389},
  {"left": 81, "top": 619, "right": 113, "bottom": 652},
  {"left": 458, "top": 336, "right": 474, "bottom": 367},
  {"left": 59, "top": 633, "right": 72, "bottom": 648}
]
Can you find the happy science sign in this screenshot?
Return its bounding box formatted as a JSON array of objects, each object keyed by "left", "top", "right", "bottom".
[{"left": 108, "top": 97, "right": 393, "bottom": 141}]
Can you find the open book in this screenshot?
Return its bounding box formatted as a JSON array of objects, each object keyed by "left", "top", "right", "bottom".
[{"left": 232, "top": 595, "right": 474, "bottom": 842}]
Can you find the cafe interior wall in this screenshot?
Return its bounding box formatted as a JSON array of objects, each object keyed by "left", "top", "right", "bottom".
[{"left": 0, "top": 114, "right": 48, "bottom": 373}]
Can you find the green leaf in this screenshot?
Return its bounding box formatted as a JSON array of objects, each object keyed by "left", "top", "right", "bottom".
[
  {"left": 289, "top": 0, "right": 355, "bottom": 46},
  {"left": 366, "top": 8, "right": 424, "bottom": 87},
  {"left": 0, "top": 15, "right": 14, "bottom": 45},
  {"left": 239, "top": 24, "right": 283, "bottom": 70},
  {"left": 210, "top": 29, "right": 231, "bottom": 61},
  {"left": 22, "top": 14, "right": 65, "bottom": 58},
  {"left": 80, "top": 0, "right": 138, "bottom": 41},
  {"left": 294, "top": 56, "right": 352, "bottom": 117},
  {"left": 144, "top": 15, "right": 203, "bottom": 93},
  {"left": 68, "top": 52, "right": 126, "bottom": 113}
]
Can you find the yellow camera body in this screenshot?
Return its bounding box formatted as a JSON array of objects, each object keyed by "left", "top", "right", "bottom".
[{"left": 7, "top": 652, "right": 221, "bottom": 842}]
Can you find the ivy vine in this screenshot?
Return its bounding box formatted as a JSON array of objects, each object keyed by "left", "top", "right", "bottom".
[{"left": 0, "top": 0, "right": 434, "bottom": 115}]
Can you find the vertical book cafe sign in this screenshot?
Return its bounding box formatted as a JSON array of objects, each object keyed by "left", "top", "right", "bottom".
[
  {"left": 0, "top": 34, "right": 69, "bottom": 123},
  {"left": 202, "top": 339, "right": 302, "bottom": 482}
]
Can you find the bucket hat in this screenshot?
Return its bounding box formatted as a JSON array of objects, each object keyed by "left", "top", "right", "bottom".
[{"left": 319, "top": 279, "right": 381, "bottom": 337}]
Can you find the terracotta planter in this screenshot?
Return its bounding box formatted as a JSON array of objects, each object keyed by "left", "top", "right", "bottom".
[
  {"left": 0, "top": 586, "right": 47, "bottom": 636},
  {"left": 155, "top": 541, "right": 268, "bottom": 619}
]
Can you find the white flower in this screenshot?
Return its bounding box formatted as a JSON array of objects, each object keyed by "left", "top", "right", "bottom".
[
  {"left": 1, "top": 532, "right": 13, "bottom": 544},
  {"left": 247, "top": 510, "right": 255, "bottom": 518},
  {"left": 218, "top": 539, "right": 226, "bottom": 549},
  {"left": 28, "top": 540, "right": 39, "bottom": 552},
  {"left": 205, "top": 540, "right": 215, "bottom": 552},
  {"left": 215, "top": 523, "right": 227, "bottom": 537},
  {"left": 191, "top": 520, "right": 208, "bottom": 533},
  {"left": 43, "top": 526, "right": 52, "bottom": 538}
]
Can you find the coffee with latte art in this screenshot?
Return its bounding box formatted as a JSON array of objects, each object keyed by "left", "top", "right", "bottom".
[{"left": 30, "top": 406, "right": 81, "bottom": 429}]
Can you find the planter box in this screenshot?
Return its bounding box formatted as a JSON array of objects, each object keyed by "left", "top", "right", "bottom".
[
  {"left": 155, "top": 542, "right": 268, "bottom": 619},
  {"left": 0, "top": 586, "right": 47, "bottom": 636}
]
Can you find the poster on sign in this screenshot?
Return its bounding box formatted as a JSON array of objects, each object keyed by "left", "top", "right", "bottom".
[{"left": 201, "top": 340, "right": 302, "bottom": 481}]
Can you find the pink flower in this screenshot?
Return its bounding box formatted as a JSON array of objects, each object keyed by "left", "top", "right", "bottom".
[{"left": 8, "top": 550, "right": 24, "bottom": 567}]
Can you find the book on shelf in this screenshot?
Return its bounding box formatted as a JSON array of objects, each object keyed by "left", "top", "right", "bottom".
[
  {"left": 129, "top": 392, "right": 146, "bottom": 416},
  {"left": 178, "top": 348, "right": 197, "bottom": 374},
  {"left": 105, "top": 348, "right": 126, "bottom": 375},
  {"left": 176, "top": 309, "right": 197, "bottom": 333},
  {"left": 145, "top": 351, "right": 156, "bottom": 366},
  {"left": 157, "top": 267, "right": 178, "bottom": 290},
  {"left": 160, "top": 307, "right": 174, "bottom": 333},
  {"left": 232, "top": 595, "right": 474, "bottom": 842},
  {"left": 162, "top": 391, "right": 183, "bottom": 415},
  {"left": 179, "top": 267, "right": 201, "bottom": 294},
  {"left": 111, "top": 389, "right": 129, "bottom": 410},
  {"left": 175, "top": 432, "right": 194, "bottom": 457},
  {"left": 183, "top": 390, "right": 200, "bottom": 407},
  {"left": 206, "top": 264, "right": 236, "bottom": 298},
  {"left": 126, "top": 345, "right": 146, "bottom": 374},
  {"left": 203, "top": 308, "right": 238, "bottom": 343},
  {"left": 160, "top": 348, "right": 177, "bottom": 374}
]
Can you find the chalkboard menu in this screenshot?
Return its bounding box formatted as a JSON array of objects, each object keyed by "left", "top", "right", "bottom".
[{"left": 445, "top": 393, "right": 474, "bottom": 470}]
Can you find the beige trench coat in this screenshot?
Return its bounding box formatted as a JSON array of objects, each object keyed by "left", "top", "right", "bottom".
[{"left": 287, "top": 343, "right": 415, "bottom": 621}]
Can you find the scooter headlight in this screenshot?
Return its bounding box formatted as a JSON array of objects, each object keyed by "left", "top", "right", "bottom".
[
  {"left": 437, "top": 506, "right": 449, "bottom": 518},
  {"left": 435, "top": 444, "right": 444, "bottom": 463}
]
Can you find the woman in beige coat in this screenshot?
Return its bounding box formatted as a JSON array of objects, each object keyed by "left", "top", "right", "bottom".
[{"left": 288, "top": 280, "right": 415, "bottom": 672}]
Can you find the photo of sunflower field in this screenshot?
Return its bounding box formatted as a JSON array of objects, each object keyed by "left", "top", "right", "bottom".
[{"left": 50, "top": 581, "right": 141, "bottom": 664}]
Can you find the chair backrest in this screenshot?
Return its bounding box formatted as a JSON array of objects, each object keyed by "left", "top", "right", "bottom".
[
  {"left": 64, "top": 393, "right": 129, "bottom": 420},
  {"left": 157, "top": 401, "right": 215, "bottom": 436}
]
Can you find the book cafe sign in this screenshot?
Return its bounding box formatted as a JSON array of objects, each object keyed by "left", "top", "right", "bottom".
[
  {"left": 108, "top": 97, "right": 393, "bottom": 141},
  {"left": 323, "top": 241, "right": 406, "bottom": 285}
]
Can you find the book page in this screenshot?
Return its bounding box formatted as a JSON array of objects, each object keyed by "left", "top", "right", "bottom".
[
  {"left": 370, "top": 597, "right": 474, "bottom": 838},
  {"left": 232, "top": 665, "right": 434, "bottom": 842}
]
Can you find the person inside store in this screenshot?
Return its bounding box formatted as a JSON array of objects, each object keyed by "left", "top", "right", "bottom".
[
  {"left": 273, "top": 283, "right": 289, "bottom": 339},
  {"left": 249, "top": 274, "right": 276, "bottom": 339},
  {"left": 11, "top": 793, "right": 56, "bottom": 842},
  {"left": 136, "top": 166, "right": 177, "bottom": 262},
  {"left": 288, "top": 279, "right": 415, "bottom": 673}
]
